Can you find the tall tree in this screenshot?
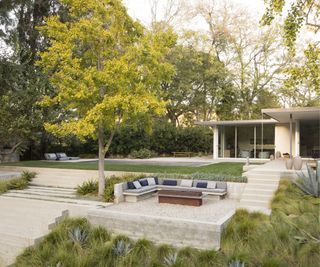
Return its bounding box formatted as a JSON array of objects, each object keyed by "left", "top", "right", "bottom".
[
  {"left": 194, "top": 0, "right": 285, "bottom": 118},
  {"left": 38, "top": 0, "right": 176, "bottom": 196},
  {"left": 161, "top": 43, "right": 232, "bottom": 125},
  {"left": 0, "top": 0, "right": 62, "bottom": 160}
]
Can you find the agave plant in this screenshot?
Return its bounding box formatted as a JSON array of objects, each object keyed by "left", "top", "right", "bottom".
[
  {"left": 68, "top": 227, "right": 88, "bottom": 248},
  {"left": 163, "top": 251, "right": 178, "bottom": 266},
  {"left": 229, "top": 260, "right": 245, "bottom": 267},
  {"left": 295, "top": 162, "right": 319, "bottom": 197},
  {"left": 112, "top": 239, "right": 131, "bottom": 256}
]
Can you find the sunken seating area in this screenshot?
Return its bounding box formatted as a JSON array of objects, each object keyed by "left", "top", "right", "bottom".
[{"left": 115, "top": 177, "right": 228, "bottom": 203}]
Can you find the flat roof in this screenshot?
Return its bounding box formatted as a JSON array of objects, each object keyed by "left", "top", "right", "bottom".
[
  {"left": 262, "top": 107, "right": 320, "bottom": 123},
  {"left": 195, "top": 119, "right": 276, "bottom": 127}
]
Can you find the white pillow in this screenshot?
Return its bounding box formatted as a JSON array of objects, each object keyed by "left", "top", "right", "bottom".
[
  {"left": 147, "top": 177, "right": 156, "bottom": 186},
  {"left": 207, "top": 181, "right": 216, "bottom": 189},
  {"left": 133, "top": 181, "right": 142, "bottom": 189},
  {"left": 180, "top": 179, "right": 193, "bottom": 187}
]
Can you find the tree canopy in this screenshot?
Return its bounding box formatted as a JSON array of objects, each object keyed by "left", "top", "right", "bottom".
[{"left": 38, "top": 0, "right": 176, "bottom": 194}]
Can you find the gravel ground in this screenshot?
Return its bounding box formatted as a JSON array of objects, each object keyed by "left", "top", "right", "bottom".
[{"left": 107, "top": 196, "right": 236, "bottom": 223}]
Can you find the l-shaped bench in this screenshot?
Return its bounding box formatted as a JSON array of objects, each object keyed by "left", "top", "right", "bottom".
[{"left": 114, "top": 178, "right": 228, "bottom": 203}]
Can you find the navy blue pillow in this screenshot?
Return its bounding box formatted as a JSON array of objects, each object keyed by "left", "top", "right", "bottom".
[
  {"left": 139, "top": 179, "right": 148, "bottom": 186},
  {"left": 127, "top": 181, "right": 135, "bottom": 189},
  {"left": 196, "top": 182, "right": 207, "bottom": 188},
  {"left": 163, "top": 180, "right": 177, "bottom": 186},
  {"left": 154, "top": 177, "right": 159, "bottom": 185}
]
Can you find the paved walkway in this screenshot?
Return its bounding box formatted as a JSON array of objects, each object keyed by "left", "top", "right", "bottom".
[
  {"left": 0, "top": 168, "right": 115, "bottom": 266},
  {"left": 0, "top": 166, "right": 136, "bottom": 188}
]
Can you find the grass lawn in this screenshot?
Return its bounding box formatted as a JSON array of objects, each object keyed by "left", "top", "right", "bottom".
[{"left": 1, "top": 161, "right": 244, "bottom": 176}]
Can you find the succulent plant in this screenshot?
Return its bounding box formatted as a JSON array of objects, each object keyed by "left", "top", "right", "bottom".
[
  {"left": 229, "top": 259, "right": 245, "bottom": 267},
  {"left": 295, "top": 162, "right": 319, "bottom": 197},
  {"left": 163, "top": 251, "right": 178, "bottom": 266},
  {"left": 68, "top": 227, "right": 88, "bottom": 248},
  {"left": 112, "top": 239, "right": 131, "bottom": 256}
]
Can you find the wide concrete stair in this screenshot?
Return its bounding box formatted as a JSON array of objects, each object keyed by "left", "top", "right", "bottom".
[
  {"left": 0, "top": 197, "right": 68, "bottom": 266},
  {"left": 238, "top": 171, "right": 280, "bottom": 214},
  {"left": 1, "top": 185, "right": 106, "bottom": 207}
]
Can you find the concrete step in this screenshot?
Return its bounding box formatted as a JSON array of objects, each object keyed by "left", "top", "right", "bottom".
[
  {"left": 239, "top": 199, "right": 270, "bottom": 208},
  {"left": 27, "top": 185, "right": 76, "bottom": 192},
  {"left": 8, "top": 189, "right": 77, "bottom": 199},
  {"left": 244, "top": 185, "right": 278, "bottom": 192},
  {"left": 248, "top": 177, "right": 280, "bottom": 183},
  {"left": 240, "top": 193, "right": 272, "bottom": 201},
  {"left": 2, "top": 192, "right": 106, "bottom": 207},
  {"left": 244, "top": 188, "right": 276, "bottom": 195}
]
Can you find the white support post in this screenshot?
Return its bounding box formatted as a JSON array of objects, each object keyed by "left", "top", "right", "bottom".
[
  {"left": 213, "top": 126, "right": 219, "bottom": 159},
  {"left": 295, "top": 119, "right": 300, "bottom": 156},
  {"left": 289, "top": 113, "right": 293, "bottom": 158}
]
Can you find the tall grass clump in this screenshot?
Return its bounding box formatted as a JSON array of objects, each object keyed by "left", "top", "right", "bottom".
[
  {"left": 0, "top": 171, "right": 36, "bottom": 194},
  {"left": 221, "top": 179, "right": 320, "bottom": 267},
  {"left": 77, "top": 174, "right": 146, "bottom": 202}
]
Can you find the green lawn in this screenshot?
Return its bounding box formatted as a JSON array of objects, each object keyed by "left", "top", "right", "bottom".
[{"left": 1, "top": 161, "right": 244, "bottom": 176}]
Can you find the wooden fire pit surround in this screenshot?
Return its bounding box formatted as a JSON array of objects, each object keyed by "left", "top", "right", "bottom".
[{"left": 158, "top": 190, "right": 203, "bottom": 206}]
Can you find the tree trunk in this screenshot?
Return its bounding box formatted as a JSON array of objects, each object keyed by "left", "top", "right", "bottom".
[{"left": 98, "top": 125, "right": 105, "bottom": 197}]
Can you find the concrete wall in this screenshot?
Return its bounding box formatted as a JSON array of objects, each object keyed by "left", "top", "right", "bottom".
[
  {"left": 275, "top": 123, "right": 295, "bottom": 156},
  {"left": 88, "top": 207, "right": 233, "bottom": 250}
]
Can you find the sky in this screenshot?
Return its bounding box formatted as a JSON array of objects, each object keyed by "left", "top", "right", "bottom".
[{"left": 123, "top": 0, "right": 266, "bottom": 28}]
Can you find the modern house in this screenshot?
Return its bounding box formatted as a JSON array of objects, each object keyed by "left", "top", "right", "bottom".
[{"left": 196, "top": 107, "right": 320, "bottom": 160}]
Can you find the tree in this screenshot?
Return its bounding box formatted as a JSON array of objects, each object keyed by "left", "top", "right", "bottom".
[
  {"left": 262, "top": 0, "right": 320, "bottom": 106},
  {"left": 161, "top": 43, "right": 232, "bottom": 125},
  {"left": 262, "top": 0, "right": 320, "bottom": 50},
  {"left": 0, "top": 0, "right": 64, "bottom": 159},
  {"left": 194, "top": 0, "right": 284, "bottom": 118},
  {"left": 38, "top": 0, "right": 176, "bottom": 196}
]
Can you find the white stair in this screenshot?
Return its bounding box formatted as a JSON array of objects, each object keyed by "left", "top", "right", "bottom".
[
  {"left": 239, "top": 171, "right": 280, "bottom": 214},
  {"left": 1, "top": 185, "right": 106, "bottom": 207}
]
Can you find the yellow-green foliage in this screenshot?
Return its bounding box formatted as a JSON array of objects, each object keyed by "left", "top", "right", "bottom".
[{"left": 37, "top": 0, "right": 176, "bottom": 140}]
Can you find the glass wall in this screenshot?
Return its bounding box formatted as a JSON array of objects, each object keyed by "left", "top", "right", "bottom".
[
  {"left": 218, "top": 124, "right": 275, "bottom": 158},
  {"left": 300, "top": 120, "right": 320, "bottom": 158},
  {"left": 256, "top": 124, "right": 275, "bottom": 158}
]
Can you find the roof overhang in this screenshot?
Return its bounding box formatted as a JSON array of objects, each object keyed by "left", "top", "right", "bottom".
[
  {"left": 262, "top": 107, "right": 320, "bottom": 123},
  {"left": 195, "top": 119, "right": 276, "bottom": 127}
]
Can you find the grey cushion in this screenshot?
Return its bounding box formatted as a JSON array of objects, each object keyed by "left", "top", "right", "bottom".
[
  {"left": 180, "top": 179, "right": 193, "bottom": 187},
  {"left": 44, "top": 153, "right": 57, "bottom": 160},
  {"left": 216, "top": 182, "right": 227, "bottom": 190},
  {"left": 207, "top": 181, "right": 216, "bottom": 189},
  {"left": 147, "top": 177, "right": 156, "bottom": 185},
  {"left": 133, "top": 181, "right": 142, "bottom": 189}
]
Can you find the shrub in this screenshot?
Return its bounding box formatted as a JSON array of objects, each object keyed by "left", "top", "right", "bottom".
[
  {"left": 77, "top": 174, "right": 145, "bottom": 202},
  {"left": 154, "top": 172, "right": 247, "bottom": 183},
  {"left": 129, "top": 148, "right": 157, "bottom": 159},
  {"left": 76, "top": 180, "right": 98, "bottom": 195}
]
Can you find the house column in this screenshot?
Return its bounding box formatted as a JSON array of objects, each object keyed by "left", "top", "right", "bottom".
[
  {"left": 289, "top": 113, "right": 293, "bottom": 158},
  {"left": 213, "top": 126, "right": 219, "bottom": 159},
  {"left": 295, "top": 119, "right": 300, "bottom": 156}
]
